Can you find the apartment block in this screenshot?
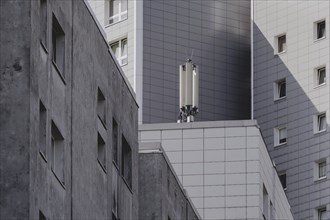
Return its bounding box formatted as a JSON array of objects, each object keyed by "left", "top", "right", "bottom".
[
  {"left": 139, "top": 121, "right": 293, "bottom": 220},
  {"left": 253, "top": 1, "right": 330, "bottom": 219},
  {"left": 88, "top": 0, "right": 251, "bottom": 124},
  {"left": 0, "top": 1, "right": 138, "bottom": 219},
  {"left": 139, "top": 142, "right": 200, "bottom": 220}
]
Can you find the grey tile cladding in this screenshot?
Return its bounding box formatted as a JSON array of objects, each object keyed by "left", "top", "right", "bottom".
[{"left": 143, "top": 0, "right": 251, "bottom": 123}]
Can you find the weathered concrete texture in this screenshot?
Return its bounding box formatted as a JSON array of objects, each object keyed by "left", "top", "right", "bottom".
[
  {"left": 139, "top": 142, "right": 200, "bottom": 220},
  {"left": 0, "top": 0, "right": 139, "bottom": 219},
  {"left": 0, "top": 1, "right": 31, "bottom": 219}
]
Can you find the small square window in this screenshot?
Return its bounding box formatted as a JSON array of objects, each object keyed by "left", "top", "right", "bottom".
[
  {"left": 317, "top": 207, "right": 327, "bottom": 220},
  {"left": 279, "top": 173, "right": 287, "bottom": 190},
  {"left": 275, "top": 34, "right": 286, "bottom": 54},
  {"left": 274, "top": 79, "right": 286, "bottom": 100},
  {"left": 315, "top": 20, "right": 326, "bottom": 40},
  {"left": 110, "top": 38, "right": 127, "bottom": 66},
  {"left": 274, "top": 127, "right": 287, "bottom": 146}
]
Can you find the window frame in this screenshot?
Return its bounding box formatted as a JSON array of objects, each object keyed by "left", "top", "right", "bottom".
[
  {"left": 317, "top": 207, "right": 327, "bottom": 220},
  {"left": 314, "top": 66, "right": 326, "bottom": 88},
  {"left": 107, "top": 0, "right": 128, "bottom": 26},
  {"left": 274, "top": 79, "right": 286, "bottom": 101},
  {"left": 110, "top": 38, "right": 128, "bottom": 66},
  {"left": 274, "top": 33, "right": 287, "bottom": 55},
  {"left": 97, "top": 132, "right": 107, "bottom": 172},
  {"left": 274, "top": 126, "right": 287, "bottom": 147},
  {"left": 314, "top": 159, "right": 327, "bottom": 181},
  {"left": 50, "top": 120, "right": 65, "bottom": 186},
  {"left": 314, "top": 112, "right": 327, "bottom": 134},
  {"left": 279, "top": 172, "right": 287, "bottom": 191},
  {"left": 314, "top": 19, "right": 326, "bottom": 41}
]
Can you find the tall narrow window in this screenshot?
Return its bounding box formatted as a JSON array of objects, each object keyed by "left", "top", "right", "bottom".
[
  {"left": 318, "top": 113, "right": 326, "bottom": 132},
  {"left": 112, "top": 166, "right": 118, "bottom": 219},
  {"left": 97, "top": 133, "right": 106, "bottom": 171},
  {"left": 52, "top": 14, "right": 65, "bottom": 75},
  {"left": 277, "top": 34, "right": 286, "bottom": 53},
  {"left": 318, "top": 161, "right": 326, "bottom": 179},
  {"left": 279, "top": 173, "right": 287, "bottom": 190},
  {"left": 317, "top": 20, "right": 326, "bottom": 39},
  {"left": 274, "top": 79, "right": 286, "bottom": 100},
  {"left": 263, "top": 185, "right": 269, "bottom": 219},
  {"left": 275, "top": 127, "right": 287, "bottom": 146},
  {"left": 317, "top": 67, "right": 326, "bottom": 86},
  {"left": 122, "top": 135, "right": 132, "bottom": 189},
  {"left": 109, "top": 0, "right": 128, "bottom": 25},
  {"left": 39, "top": 101, "right": 47, "bottom": 158},
  {"left": 110, "top": 38, "right": 128, "bottom": 66},
  {"left": 112, "top": 119, "right": 118, "bottom": 166},
  {"left": 97, "top": 88, "right": 106, "bottom": 125},
  {"left": 40, "top": 0, "right": 47, "bottom": 47},
  {"left": 51, "top": 121, "right": 64, "bottom": 184}
]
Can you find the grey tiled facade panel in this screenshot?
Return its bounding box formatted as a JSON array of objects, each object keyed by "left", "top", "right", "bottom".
[
  {"left": 139, "top": 121, "right": 293, "bottom": 220},
  {"left": 253, "top": 1, "right": 330, "bottom": 219},
  {"left": 143, "top": 0, "right": 251, "bottom": 123}
]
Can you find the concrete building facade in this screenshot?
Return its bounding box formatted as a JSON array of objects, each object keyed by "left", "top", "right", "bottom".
[
  {"left": 0, "top": 1, "right": 139, "bottom": 219},
  {"left": 253, "top": 1, "right": 330, "bottom": 219},
  {"left": 87, "top": 0, "right": 252, "bottom": 124},
  {"left": 139, "top": 142, "right": 200, "bottom": 220},
  {"left": 139, "top": 121, "right": 293, "bottom": 220}
]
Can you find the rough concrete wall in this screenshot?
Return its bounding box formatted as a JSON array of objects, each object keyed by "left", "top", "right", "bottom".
[
  {"left": 0, "top": 1, "right": 31, "bottom": 219},
  {"left": 253, "top": 1, "right": 330, "bottom": 218},
  {"left": 139, "top": 152, "right": 200, "bottom": 220},
  {"left": 72, "top": 1, "right": 139, "bottom": 220},
  {"left": 142, "top": 0, "right": 251, "bottom": 123}
]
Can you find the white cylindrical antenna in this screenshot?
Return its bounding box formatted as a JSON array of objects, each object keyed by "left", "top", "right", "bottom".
[
  {"left": 192, "top": 65, "right": 199, "bottom": 108},
  {"left": 185, "top": 61, "right": 193, "bottom": 106},
  {"left": 179, "top": 65, "right": 186, "bottom": 108}
]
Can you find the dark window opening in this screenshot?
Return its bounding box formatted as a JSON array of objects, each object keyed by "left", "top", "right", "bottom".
[
  {"left": 278, "top": 80, "right": 286, "bottom": 98},
  {"left": 279, "top": 173, "right": 287, "bottom": 190},
  {"left": 121, "top": 135, "right": 132, "bottom": 189},
  {"left": 52, "top": 14, "right": 65, "bottom": 74},
  {"left": 39, "top": 210, "right": 46, "bottom": 220},
  {"left": 40, "top": 0, "right": 47, "bottom": 46},
  {"left": 51, "top": 121, "right": 64, "bottom": 184},
  {"left": 39, "top": 101, "right": 47, "bottom": 158},
  {"left": 317, "top": 21, "right": 326, "bottom": 39},
  {"left": 97, "top": 88, "right": 106, "bottom": 125},
  {"left": 278, "top": 35, "right": 286, "bottom": 53},
  {"left": 98, "top": 133, "right": 106, "bottom": 171},
  {"left": 318, "top": 67, "right": 326, "bottom": 85},
  {"left": 112, "top": 119, "right": 118, "bottom": 165}
]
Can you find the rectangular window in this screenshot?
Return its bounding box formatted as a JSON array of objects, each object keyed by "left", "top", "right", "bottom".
[
  {"left": 97, "top": 88, "right": 106, "bottom": 125},
  {"left": 318, "top": 207, "right": 327, "bottom": 220},
  {"left": 112, "top": 166, "right": 118, "bottom": 219},
  {"left": 40, "top": 0, "right": 47, "bottom": 47},
  {"left": 275, "top": 34, "right": 286, "bottom": 54},
  {"left": 109, "top": 0, "right": 128, "bottom": 25},
  {"left": 122, "top": 135, "right": 132, "bottom": 189},
  {"left": 318, "top": 161, "right": 326, "bottom": 179},
  {"left": 274, "top": 127, "right": 287, "bottom": 146},
  {"left": 318, "top": 67, "right": 326, "bottom": 86},
  {"left": 52, "top": 14, "right": 65, "bottom": 75},
  {"left": 279, "top": 173, "right": 287, "bottom": 190},
  {"left": 39, "top": 101, "right": 47, "bottom": 158},
  {"left": 97, "top": 133, "right": 106, "bottom": 171},
  {"left": 318, "top": 113, "right": 326, "bottom": 132},
  {"left": 51, "top": 121, "right": 64, "bottom": 184},
  {"left": 110, "top": 38, "right": 128, "bottom": 66},
  {"left": 112, "top": 119, "right": 118, "bottom": 166},
  {"left": 316, "top": 20, "right": 326, "bottom": 40},
  {"left": 274, "top": 79, "right": 286, "bottom": 100}
]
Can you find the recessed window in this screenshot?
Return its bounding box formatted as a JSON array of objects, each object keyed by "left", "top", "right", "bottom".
[
  {"left": 274, "top": 127, "right": 287, "bottom": 146},
  {"left": 97, "top": 133, "right": 106, "bottom": 171},
  {"left": 40, "top": 0, "right": 47, "bottom": 47},
  {"left": 112, "top": 166, "right": 118, "bottom": 219},
  {"left": 97, "top": 88, "right": 106, "bottom": 125},
  {"left": 263, "top": 185, "right": 269, "bottom": 219},
  {"left": 110, "top": 38, "right": 128, "bottom": 66},
  {"left": 122, "top": 135, "right": 132, "bottom": 189},
  {"left": 51, "top": 121, "right": 64, "bottom": 184},
  {"left": 318, "top": 160, "right": 326, "bottom": 179},
  {"left": 275, "top": 34, "right": 286, "bottom": 54},
  {"left": 52, "top": 14, "right": 65, "bottom": 75},
  {"left": 274, "top": 79, "right": 286, "bottom": 100},
  {"left": 317, "top": 207, "right": 327, "bottom": 220},
  {"left": 315, "top": 67, "right": 326, "bottom": 86},
  {"left": 39, "top": 101, "right": 47, "bottom": 158},
  {"left": 112, "top": 118, "right": 119, "bottom": 166},
  {"left": 108, "top": 0, "right": 127, "bottom": 25},
  {"left": 279, "top": 172, "right": 287, "bottom": 190},
  {"left": 314, "top": 113, "right": 326, "bottom": 133},
  {"left": 315, "top": 20, "right": 326, "bottom": 40}
]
